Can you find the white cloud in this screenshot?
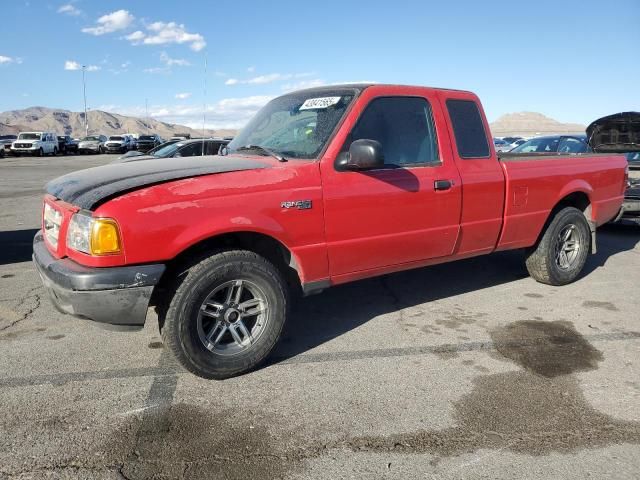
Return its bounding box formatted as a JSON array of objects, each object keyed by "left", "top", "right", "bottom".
[
  {"left": 160, "top": 51, "right": 190, "bottom": 67},
  {"left": 226, "top": 72, "right": 314, "bottom": 86},
  {"left": 64, "top": 60, "right": 100, "bottom": 71},
  {"left": 102, "top": 95, "right": 273, "bottom": 129},
  {"left": 57, "top": 4, "right": 81, "bottom": 16},
  {"left": 64, "top": 60, "right": 81, "bottom": 70},
  {"left": 82, "top": 9, "right": 134, "bottom": 36},
  {"left": 143, "top": 67, "right": 169, "bottom": 74},
  {"left": 125, "top": 30, "right": 145, "bottom": 42},
  {"left": 175, "top": 92, "right": 191, "bottom": 100},
  {"left": 0, "top": 55, "right": 21, "bottom": 65},
  {"left": 247, "top": 66, "right": 255, "bottom": 72},
  {"left": 281, "top": 79, "right": 326, "bottom": 91},
  {"left": 127, "top": 21, "right": 206, "bottom": 51}
]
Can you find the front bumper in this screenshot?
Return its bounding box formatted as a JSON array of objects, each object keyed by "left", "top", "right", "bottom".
[
  {"left": 78, "top": 144, "right": 101, "bottom": 152},
  {"left": 32, "top": 232, "right": 165, "bottom": 329},
  {"left": 11, "top": 146, "right": 38, "bottom": 153},
  {"left": 105, "top": 144, "right": 125, "bottom": 152}
]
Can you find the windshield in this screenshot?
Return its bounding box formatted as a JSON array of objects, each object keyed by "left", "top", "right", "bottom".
[
  {"left": 511, "top": 136, "right": 561, "bottom": 153},
  {"left": 227, "top": 90, "right": 356, "bottom": 159},
  {"left": 81, "top": 136, "right": 100, "bottom": 141},
  {"left": 148, "top": 140, "right": 178, "bottom": 154},
  {"left": 0, "top": 135, "right": 17, "bottom": 140},
  {"left": 109, "top": 136, "right": 124, "bottom": 141},
  {"left": 139, "top": 135, "right": 155, "bottom": 140},
  {"left": 18, "top": 133, "right": 41, "bottom": 140},
  {"left": 153, "top": 142, "right": 184, "bottom": 157}
]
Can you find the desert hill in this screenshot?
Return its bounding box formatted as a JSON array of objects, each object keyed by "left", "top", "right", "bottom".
[
  {"left": 0, "top": 107, "right": 237, "bottom": 139},
  {"left": 490, "top": 112, "right": 585, "bottom": 137}
]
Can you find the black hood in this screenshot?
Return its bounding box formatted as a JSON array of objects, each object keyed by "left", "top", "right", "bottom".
[
  {"left": 586, "top": 112, "right": 640, "bottom": 153},
  {"left": 45, "top": 155, "right": 269, "bottom": 210}
]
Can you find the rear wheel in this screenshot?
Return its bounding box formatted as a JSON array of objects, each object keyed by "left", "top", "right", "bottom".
[
  {"left": 525, "top": 206, "right": 591, "bottom": 285},
  {"left": 53, "top": 147, "right": 58, "bottom": 156},
  {"left": 37, "top": 148, "right": 43, "bottom": 157},
  {"left": 161, "top": 250, "right": 289, "bottom": 379}
]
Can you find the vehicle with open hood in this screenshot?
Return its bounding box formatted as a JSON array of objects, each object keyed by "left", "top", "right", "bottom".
[
  {"left": 33, "top": 84, "right": 627, "bottom": 379},
  {"left": 587, "top": 111, "right": 640, "bottom": 223}
]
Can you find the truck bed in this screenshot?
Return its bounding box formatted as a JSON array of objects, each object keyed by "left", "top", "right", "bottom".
[{"left": 495, "top": 152, "right": 627, "bottom": 251}]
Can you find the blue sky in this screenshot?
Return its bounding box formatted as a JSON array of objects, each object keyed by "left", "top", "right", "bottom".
[{"left": 1, "top": 0, "right": 638, "bottom": 129}]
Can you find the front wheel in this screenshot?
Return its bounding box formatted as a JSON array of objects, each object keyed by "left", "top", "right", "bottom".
[
  {"left": 525, "top": 206, "right": 591, "bottom": 286},
  {"left": 161, "top": 250, "right": 289, "bottom": 379}
]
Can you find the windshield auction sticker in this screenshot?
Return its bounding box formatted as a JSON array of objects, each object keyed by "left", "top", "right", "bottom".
[{"left": 299, "top": 97, "right": 341, "bottom": 110}]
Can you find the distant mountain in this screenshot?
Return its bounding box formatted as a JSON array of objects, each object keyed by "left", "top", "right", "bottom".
[
  {"left": 490, "top": 112, "right": 585, "bottom": 137},
  {"left": 0, "top": 107, "right": 237, "bottom": 139}
]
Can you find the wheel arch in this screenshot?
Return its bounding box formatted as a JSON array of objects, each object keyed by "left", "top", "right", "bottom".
[
  {"left": 533, "top": 189, "right": 594, "bottom": 252},
  {"left": 152, "top": 230, "right": 304, "bottom": 316}
]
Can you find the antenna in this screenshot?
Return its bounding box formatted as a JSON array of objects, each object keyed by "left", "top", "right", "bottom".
[
  {"left": 202, "top": 53, "right": 207, "bottom": 155},
  {"left": 81, "top": 65, "right": 88, "bottom": 135}
]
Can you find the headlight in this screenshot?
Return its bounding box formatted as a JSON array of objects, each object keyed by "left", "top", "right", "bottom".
[{"left": 67, "top": 213, "right": 122, "bottom": 255}]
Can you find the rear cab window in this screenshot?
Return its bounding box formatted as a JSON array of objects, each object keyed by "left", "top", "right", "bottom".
[{"left": 446, "top": 99, "right": 490, "bottom": 159}]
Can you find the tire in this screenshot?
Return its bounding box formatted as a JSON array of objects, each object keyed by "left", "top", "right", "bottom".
[
  {"left": 525, "top": 206, "right": 591, "bottom": 286},
  {"left": 37, "top": 148, "right": 43, "bottom": 157},
  {"left": 53, "top": 148, "right": 58, "bottom": 156},
  {"left": 161, "top": 250, "right": 289, "bottom": 379},
  {"left": 99, "top": 146, "right": 104, "bottom": 154}
]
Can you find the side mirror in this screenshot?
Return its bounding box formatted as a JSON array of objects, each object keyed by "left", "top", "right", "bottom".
[{"left": 336, "top": 139, "right": 384, "bottom": 171}]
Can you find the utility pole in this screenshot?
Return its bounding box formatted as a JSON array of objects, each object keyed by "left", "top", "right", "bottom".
[{"left": 82, "top": 65, "right": 88, "bottom": 136}]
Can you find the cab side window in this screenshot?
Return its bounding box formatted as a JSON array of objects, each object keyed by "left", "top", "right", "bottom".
[
  {"left": 446, "top": 99, "right": 490, "bottom": 159},
  {"left": 344, "top": 97, "right": 439, "bottom": 167}
]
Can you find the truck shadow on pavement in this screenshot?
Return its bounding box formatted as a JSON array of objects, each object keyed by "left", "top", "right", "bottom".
[
  {"left": 0, "top": 228, "right": 39, "bottom": 266},
  {"left": 270, "top": 224, "right": 640, "bottom": 364}
]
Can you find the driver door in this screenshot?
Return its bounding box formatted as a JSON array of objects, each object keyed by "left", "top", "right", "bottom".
[{"left": 320, "top": 92, "right": 462, "bottom": 277}]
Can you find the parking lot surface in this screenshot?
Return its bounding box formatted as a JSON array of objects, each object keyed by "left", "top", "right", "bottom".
[{"left": 1, "top": 154, "right": 639, "bottom": 479}]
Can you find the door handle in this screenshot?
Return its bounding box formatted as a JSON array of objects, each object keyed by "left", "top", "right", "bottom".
[{"left": 434, "top": 179, "right": 453, "bottom": 191}]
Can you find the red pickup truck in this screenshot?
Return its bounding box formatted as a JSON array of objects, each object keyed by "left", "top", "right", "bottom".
[{"left": 33, "top": 84, "right": 628, "bottom": 378}]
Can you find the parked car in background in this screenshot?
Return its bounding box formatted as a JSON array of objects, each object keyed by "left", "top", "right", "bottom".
[
  {"left": 0, "top": 135, "right": 17, "bottom": 157},
  {"left": 502, "top": 136, "right": 523, "bottom": 144},
  {"left": 170, "top": 133, "right": 191, "bottom": 141},
  {"left": 493, "top": 138, "right": 512, "bottom": 152},
  {"left": 136, "top": 134, "right": 163, "bottom": 152},
  {"left": 587, "top": 111, "right": 640, "bottom": 224},
  {"left": 57, "top": 135, "right": 78, "bottom": 155},
  {"left": 117, "top": 139, "right": 180, "bottom": 160},
  {"left": 510, "top": 135, "right": 591, "bottom": 154},
  {"left": 11, "top": 132, "right": 58, "bottom": 156},
  {"left": 78, "top": 135, "right": 107, "bottom": 154},
  {"left": 509, "top": 138, "right": 527, "bottom": 149},
  {"left": 125, "top": 134, "right": 137, "bottom": 151},
  {"left": 627, "top": 152, "right": 640, "bottom": 169},
  {"left": 104, "top": 135, "right": 133, "bottom": 154},
  {"left": 113, "top": 138, "right": 230, "bottom": 163}
]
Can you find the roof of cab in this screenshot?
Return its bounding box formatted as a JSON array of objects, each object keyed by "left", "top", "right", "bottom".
[{"left": 286, "top": 83, "right": 474, "bottom": 96}]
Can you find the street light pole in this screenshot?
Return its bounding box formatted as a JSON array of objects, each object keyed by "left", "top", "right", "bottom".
[{"left": 82, "top": 65, "right": 88, "bottom": 136}]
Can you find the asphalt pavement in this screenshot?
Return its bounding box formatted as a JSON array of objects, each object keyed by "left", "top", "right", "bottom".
[{"left": 1, "top": 154, "right": 639, "bottom": 479}]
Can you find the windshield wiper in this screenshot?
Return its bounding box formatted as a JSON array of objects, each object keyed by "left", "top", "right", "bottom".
[{"left": 235, "top": 144, "right": 287, "bottom": 162}]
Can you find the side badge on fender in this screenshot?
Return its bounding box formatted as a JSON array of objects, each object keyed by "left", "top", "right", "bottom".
[{"left": 281, "top": 200, "right": 312, "bottom": 210}]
